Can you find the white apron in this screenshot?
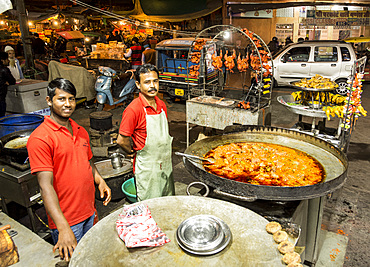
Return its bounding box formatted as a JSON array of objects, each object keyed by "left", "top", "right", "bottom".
[{"left": 134, "top": 108, "right": 175, "bottom": 201}]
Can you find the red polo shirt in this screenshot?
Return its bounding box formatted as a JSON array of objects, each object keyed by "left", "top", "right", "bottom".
[
  {"left": 119, "top": 93, "right": 167, "bottom": 151},
  {"left": 27, "top": 116, "right": 95, "bottom": 229}
]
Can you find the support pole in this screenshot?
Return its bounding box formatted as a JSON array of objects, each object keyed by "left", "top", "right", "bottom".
[{"left": 16, "top": 0, "right": 34, "bottom": 71}]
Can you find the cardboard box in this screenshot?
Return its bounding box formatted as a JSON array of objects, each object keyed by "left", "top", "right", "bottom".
[{"left": 6, "top": 79, "right": 49, "bottom": 113}]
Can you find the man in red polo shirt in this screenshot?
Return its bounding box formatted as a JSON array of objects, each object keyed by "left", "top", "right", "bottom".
[
  {"left": 117, "top": 64, "right": 174, "bottom": 201},
  {"left": 27, "top": 78, "right": 111, "bottom": 261}
]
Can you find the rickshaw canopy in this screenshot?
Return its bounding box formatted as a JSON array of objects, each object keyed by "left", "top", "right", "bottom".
[
  {"left": 344, "top": 37, "right": 370, "bottom": 43},
  {"left": 56, "top": 31, "right": 85, "bottom": 40}
]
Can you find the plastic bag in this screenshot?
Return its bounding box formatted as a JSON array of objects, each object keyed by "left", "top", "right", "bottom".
[{"left": 116, "top": 204, "right": 170, "bottom": 248}]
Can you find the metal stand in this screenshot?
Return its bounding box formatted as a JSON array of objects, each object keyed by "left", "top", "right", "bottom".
[
  {"left": 0, "top": 197, "right": 8, "bottom": 214},
  {"left": 338, "top": 56, "right": 367, "bottom": 152},
  {"left": 278, "top": 56, "right": 367, "bottom": 152},
  {"left": 0, "top": 195, "right": 38, "bottom": 233},
  {"left": 0, "top": 164, "right": 42, "bottom": 233},
  {"left": 185, "top": 25, "right": 274, "bottom": 147},
  {"left": 26, "top": 206, "right": 37, "bottom": 232}
]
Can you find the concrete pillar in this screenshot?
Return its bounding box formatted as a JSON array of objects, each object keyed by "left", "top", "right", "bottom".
[
  {"left": 293, "top": 8, "right": 300, "bottom": 42},
  {"left": 327, "top": 26, "right": 334, "bottom": 40}
]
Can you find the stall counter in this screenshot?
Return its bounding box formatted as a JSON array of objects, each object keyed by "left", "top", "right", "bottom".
[{"left": 0, "top": 212, "right": 60, "bottom": 266}]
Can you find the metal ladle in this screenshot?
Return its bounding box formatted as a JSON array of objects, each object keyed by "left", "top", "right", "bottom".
[{"left": 175, "top": 152, "right": 215, "bottom": 164}]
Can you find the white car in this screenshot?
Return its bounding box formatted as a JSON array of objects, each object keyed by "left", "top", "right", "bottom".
[{"left": 272, "top": 40, "right": 356, "bottom": 95}]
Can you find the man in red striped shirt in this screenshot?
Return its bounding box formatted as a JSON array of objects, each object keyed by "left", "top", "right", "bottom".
[{"left": 124, "top": 37, "right": 143, "bottom": 70}]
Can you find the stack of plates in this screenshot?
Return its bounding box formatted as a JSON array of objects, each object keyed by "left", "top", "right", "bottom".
[{"left": 176, "top": 215, "right": 232, "bottom": 255}]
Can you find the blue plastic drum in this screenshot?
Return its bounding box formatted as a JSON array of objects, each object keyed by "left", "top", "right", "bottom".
[{"left": 0, "top": 114, "right": 44, "bottom": 138}]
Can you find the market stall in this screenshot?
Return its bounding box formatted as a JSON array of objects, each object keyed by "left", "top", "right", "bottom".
[
  {"left": 81, "top": 41, "right": 130, "bottom": 71},
  {"left": 82, "top": 57, "right": 130, "bottom": 71},
  {"left": 277, "top": 56, "right": 368, "bottom": 152},
  {"left": 56, "top": 30, "right": 85, "bottom": 40},
  {"left": 179, "top": 33, "right": 353, "bottom": 264}
]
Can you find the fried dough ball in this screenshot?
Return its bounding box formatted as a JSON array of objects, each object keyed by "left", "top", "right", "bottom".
[
  {"left": 273, "top": 230, "right": 288, "bottom": 243},
  {"left": 287, "top": 263, "right": 303, "bottom": 267},
  {"left": 278, "top": 240, "right": 295, "bottom": 254},
  {"left": 282, "top": 252, "right": 301, "bottom": 265},
  {"left": 266, "top": 221, "right": 282, "bottom": 234}
]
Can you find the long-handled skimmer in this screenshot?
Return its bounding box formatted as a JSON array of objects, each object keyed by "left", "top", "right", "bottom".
[{"left": 175, "top": 152, "right": 215, "bottom": 164}]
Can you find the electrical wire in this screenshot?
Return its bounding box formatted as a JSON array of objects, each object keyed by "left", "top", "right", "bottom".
[
  {"left": 69, "top": 0, "right": 199, "bottom": 36},
  {"left": 35, "top": 211, "right": 50, "bottom": 228}
]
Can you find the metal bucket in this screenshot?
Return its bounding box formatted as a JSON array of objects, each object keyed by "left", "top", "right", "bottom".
[{"left": 94, "top": 159, "right": 133, "bottom": 201}]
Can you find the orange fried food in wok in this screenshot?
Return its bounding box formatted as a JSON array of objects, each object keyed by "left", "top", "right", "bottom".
[{"left": 203, "top": 142, "right": 325, "bottom": 187}]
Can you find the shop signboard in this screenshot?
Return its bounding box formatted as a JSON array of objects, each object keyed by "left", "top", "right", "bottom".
[
  {"left": 231, "top": 9, "right": 273, "bottom": 18},
  {"left": 306, "top": 10, "right": 370, "bottom": 26}
]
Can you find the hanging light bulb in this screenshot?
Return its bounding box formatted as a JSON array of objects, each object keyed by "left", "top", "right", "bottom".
[
  {"left": 85, "top": 37, "right": 90, "bottom": 42},
  {"left": 0, "top": 21, "right": 4, "bottom": 25},
  {"left": 53, "top": 21, "right": 59, "bottom": 26},
  {"left": 28, "top": 21, "right": 33, "bottom": 26},
  {"left": 145, "top": 21, "right": 149, "bottom": 26},
  {"left": 224, "top": 31, "right": 230, "bottom": 39}
]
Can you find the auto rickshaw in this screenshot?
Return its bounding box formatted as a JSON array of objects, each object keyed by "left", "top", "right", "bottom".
[{"left": 155, "top": 38, "right": 225, "bottom": 100}]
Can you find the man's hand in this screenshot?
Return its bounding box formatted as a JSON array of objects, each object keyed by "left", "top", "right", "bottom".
[
  {"left": 90, "top": 161, "right": 111, "bottom": 206},
  {"left": 116, "top": 134, "right": 135, "bottom": 158},
  {"left": 98, "top": 179, "right": 111, "bottom": 206},
  {"left": 125, "top": 150, "right": 136, "bottom": 159},
  {"left": 53, "top": 227, "right": 77, "bottom": 261},
  {"left": 36, "top": 171, "right": 76, "bottom": 261}
]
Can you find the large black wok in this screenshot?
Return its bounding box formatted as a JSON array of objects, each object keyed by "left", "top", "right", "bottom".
[
  {"left": 183, "top": 125, "right": 348, "bottom": 201},
  {"left": 0, "top": 130, "right": 33, "bottom": 163}
]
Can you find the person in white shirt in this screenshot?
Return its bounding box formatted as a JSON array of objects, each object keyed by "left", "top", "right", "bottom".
[{"left": 4, "top": 45, "right": 24, "bottom": 81}]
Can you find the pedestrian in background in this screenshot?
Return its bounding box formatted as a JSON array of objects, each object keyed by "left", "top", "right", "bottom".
[
  {"left": 285, "top": 36, "right": 293, "bottom": 46},
  {"left": 0, "top": 52, "right": 15, "bottom": 117},
  {"left": 32, "top": 33, "right": 46, "bottom": 59},
  {"left": 142, "top": 44, "right": 156, "bottom": 65},
  {"left": 124, "top": 37, "right": 143, "bottom": 70},
  {"left": 4, "top": 45, "right": 24, "bottom": 81},
  {"left": 268, "top": 37, "right": 279, "bottom": 55}
]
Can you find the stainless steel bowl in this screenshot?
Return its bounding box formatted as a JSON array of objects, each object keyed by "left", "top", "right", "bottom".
[{"left": 176, "top": 215, "right": 232, "bottom": 255}]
